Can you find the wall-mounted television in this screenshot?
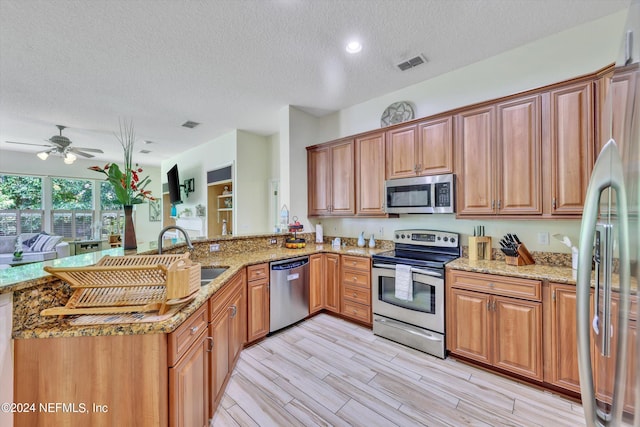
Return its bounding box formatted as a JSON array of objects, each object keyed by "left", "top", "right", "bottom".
[{"left": 167, "top": 164, "right": 183, "bottom": 205}]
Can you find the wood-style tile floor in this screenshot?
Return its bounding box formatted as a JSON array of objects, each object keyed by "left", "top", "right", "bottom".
[{"left": 211, "top": 313, "right": 586, "bottom": 426}]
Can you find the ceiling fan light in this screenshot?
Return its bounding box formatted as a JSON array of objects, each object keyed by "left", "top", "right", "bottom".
[
  {"left": 37, "top": 151, "right": 49, "bottom": 160},
  {"left": 64, "top": 152, "right": 77, "bottom": 164}
]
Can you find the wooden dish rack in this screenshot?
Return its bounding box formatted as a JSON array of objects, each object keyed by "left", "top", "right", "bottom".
[{"left": 41, "top": 253, "right": 201, "bottom": 317}]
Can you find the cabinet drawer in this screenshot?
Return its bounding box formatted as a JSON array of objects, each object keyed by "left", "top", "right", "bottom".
[
  {"left": 168, "top": 303, "right": 208, "bottom": 366},
  {"left": 343, "top": 284, "right": 371, "bottom": 305},
  {"left": 342, "top": 300, "right": 371, "bottom": 323},
  {"left": 210, "top": 270, "right": 245, "bottom": 318},
  {"left": 342, "top": 270, "right": 371, "bottom": 289},
  {"left": 448, "top": 270, "right": 541, "bottom": 301},
  {"left": 247, "top": 263, "right": 269, "bottom": 282},
  {"left": 342, "top": 255, "right": 370, "bottom": 272}
]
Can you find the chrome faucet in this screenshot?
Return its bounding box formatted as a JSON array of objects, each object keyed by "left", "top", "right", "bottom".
[{"left": 158, "top": 225, "right": 194, "bottom": 254}]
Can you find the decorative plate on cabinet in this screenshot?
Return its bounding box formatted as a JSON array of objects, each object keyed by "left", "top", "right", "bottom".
[{"left": 380, "top": 101, "right": 415, "bottom": 127}]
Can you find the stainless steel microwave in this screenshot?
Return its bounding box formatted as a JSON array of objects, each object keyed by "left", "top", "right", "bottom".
[{"left": 384, "top": 173, "right": 455, "bottom": 214}]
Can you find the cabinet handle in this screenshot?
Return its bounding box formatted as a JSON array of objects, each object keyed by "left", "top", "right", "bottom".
[
  {"left": 206, "top": 337, "right": 214, "bottom": 352},
  {"left": 497, "top": 200, "right": 501, "bottom": 210},
  {"left": 491, "top": 200, "right": 495, "bottom": 209},
  {"left": 353, "top": 276, "right": 358, "bottom": 281},
  {"left": 487, "top": 301, "right": 491, "bottom": 311},
  {"left": 230, "top": 305, "right": 237, "bottom": 318},
  {"left": 492, "top": 301, "right": 497, "bottom": 311},
  {"left": 352, "top": 293, "right": 357, "bottom": 298},
  {"left": 190, "top": 326, "right": 199, "bottom": 335},
  {"left": 488, "top": 282, "right": 494, "bottom": 288},
  {"left": 552, "top": 198, "right": 557, "bottom": 209}
]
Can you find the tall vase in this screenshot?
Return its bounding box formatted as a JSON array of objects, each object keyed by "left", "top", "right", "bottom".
[{"left": 123, "top": 205, "right": 137, "bottom": 250}]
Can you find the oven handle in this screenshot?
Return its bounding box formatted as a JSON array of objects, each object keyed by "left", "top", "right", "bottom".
[
  {"left": 374, "top": 318, "right": 442, "bottom": 342},
  {"left": 372, "top": 263, "right": 442, "bottom": 278}
]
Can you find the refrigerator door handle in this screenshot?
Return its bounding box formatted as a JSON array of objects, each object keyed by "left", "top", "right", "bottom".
[
  {"left": 577, "top": 139, "right": 631, "bottom": 427},
  {"left": 592, "top": 230, "right": 600, "bottom": 335}
]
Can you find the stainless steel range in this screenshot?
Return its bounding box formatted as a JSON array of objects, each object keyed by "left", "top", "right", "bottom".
[{"left": 372, "top": 229, "right": 460, "bottom": 359}]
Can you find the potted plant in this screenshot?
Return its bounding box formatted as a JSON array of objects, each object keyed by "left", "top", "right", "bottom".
[
  {"left": 89, "top": 119, "right": 155, "bottom": 249},
  {"left": 13, "top": 236, "right": 23, "bottom": 260}
]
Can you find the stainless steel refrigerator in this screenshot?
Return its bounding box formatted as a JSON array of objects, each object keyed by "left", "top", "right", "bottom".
[{"left": 577, "top": 1, "right": 640, "bottom": 425}]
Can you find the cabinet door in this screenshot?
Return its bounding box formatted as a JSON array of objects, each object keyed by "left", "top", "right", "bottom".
[
  {"left": 356, "top": 132, "right": 386, "bottom": 216},
  {"left": 547, "top": 283, "right": 581, "bottom": 393},
  {"left": 169, "top": 332, "right": 209, "bottom": 427},
  {"left": 456, "top": 106, "right": 496, "bottom": 215},
  {"left": 229, "top": 287, "right": 245, "bottom": 364},
  {"left": 307, "top": 146, "right": 332, "bottom": 216},
  {"left": 386, "top": 124, "right": 418, "bottom": 179},
  {"left": 247, "top": 279, "right": 269, "bottom": 343},
  {"left": 549, "top": 81, "right": 594, "bottom": 215},
  {"left": 325, "top": 253, "right": 341, "bottom": 313},
  {"left": 309, "top": 254, "right": 324, "bottom": 313},
  {"left": 330, "top": 140, "right": 355, "bottom": 215},
  {"left": 209, "top": 308, "right": 230, "bottom": 407},
  {"left": 417, "top": 116, "right": 453, "bottom": 175},
  {"left": 448, "top": 288, "right": 491, "bottom": 364},
  {"left": 596, "top": 66, "right": 637, "bottom": 157},
  {"left": 493, "top": 296, "right": 542, "bottom": 380},
  {"left": 496, "top": 95, "right": 542, "bottom": 215}
]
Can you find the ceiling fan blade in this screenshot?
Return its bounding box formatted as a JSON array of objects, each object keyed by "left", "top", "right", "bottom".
[
  {"left": 68, "top": 148, "right": 95, "bottom": 158},
  {"left": 73, "top": 147, "right": 104, "bottom": 153},
  {"left": 5, "top": 140, "right": 53, "bottom": 148}
]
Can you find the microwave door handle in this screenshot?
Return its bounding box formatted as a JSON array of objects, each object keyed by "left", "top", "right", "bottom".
[{"left": 577, "top": 139, "right": 630, "bottom": 427}]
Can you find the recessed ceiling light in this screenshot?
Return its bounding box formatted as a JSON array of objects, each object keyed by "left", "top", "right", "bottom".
[{"left": 346, "top": 41, "right": 362, "bottom": 54}]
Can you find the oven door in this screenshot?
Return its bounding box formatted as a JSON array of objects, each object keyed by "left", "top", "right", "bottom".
[{"left": 372, "top": 262, "right": 444, "bottom": 333}]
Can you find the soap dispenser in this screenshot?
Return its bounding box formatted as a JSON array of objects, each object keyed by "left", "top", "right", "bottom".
[{"left": 357, "top": 232, "right": 365, "bottom": 247}]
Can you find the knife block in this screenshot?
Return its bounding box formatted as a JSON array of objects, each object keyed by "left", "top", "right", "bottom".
[
  {"left": 505, "top": 243, "right": 535, "bottom": 266},
  {"left": 469, "top": 236, "right": 492, "bottom": 261}
]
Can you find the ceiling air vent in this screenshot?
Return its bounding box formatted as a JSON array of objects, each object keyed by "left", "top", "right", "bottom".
[
  {"left": 396, "top": 54, "right": 427, "bottom": 71},
  {"left": 181, "top": 121, "right": 200, "bottom": 129},
  {"left": 139, "top": 149, "right": 152, "bottom": 154}
]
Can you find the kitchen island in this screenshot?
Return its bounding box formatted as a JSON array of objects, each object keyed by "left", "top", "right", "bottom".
[{"left": 7, "top": 234, "right": 384, "bottom": 427}]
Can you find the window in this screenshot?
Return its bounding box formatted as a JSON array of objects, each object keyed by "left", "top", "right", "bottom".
[
  {"left": 0, "top": 174, "right": 43, "bottom": 235},
  {"left": 51, "top": 178, "right": 94, "bottom": 239},
  {"left": 99, "top": 181, "right": 123, "bottom": 238}
]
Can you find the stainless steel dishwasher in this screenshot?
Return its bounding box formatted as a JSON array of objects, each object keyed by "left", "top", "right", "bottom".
[{"left": 270, "top": 256, "right": 310, "bottom": 332}]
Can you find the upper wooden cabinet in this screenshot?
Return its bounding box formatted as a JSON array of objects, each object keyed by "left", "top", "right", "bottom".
[
  {"left": 307, "top": 139, "right": 355, "bottom": 216},
  {"left": 385, "top": 117, "right": 453, "bottom": 179},
  {"left": 456, "top": 96, "right": 541, "bottom": 216},
  {"left": 548, "top": 81, "right": 594, "bottom": 215},
  {"left": 355, "top": 132, "right": 386, "bottom": 216}
]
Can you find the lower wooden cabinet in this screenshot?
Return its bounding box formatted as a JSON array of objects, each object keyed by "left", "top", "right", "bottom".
[
  {"left": 447, "top": 270, "right": 542, "bottom": 381},
  {"left": 247, "top": 263, "right": 269, "bottom": 343},
  {"left": 208, "top": 269, "right": 246, "bottom": 417},
  {"left": 543, "top": 282, "right": 582, "bottom": 393},
  {"left": 309, "top": 253, "right": 341, "bottom": 313},
  {"left": 340, "top": 255, "right": 372, "bottom": 325}
]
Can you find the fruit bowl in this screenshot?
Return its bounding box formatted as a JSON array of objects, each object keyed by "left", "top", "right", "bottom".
[{"left": 285, "top": 238, "right": 306, "bottom": 249}]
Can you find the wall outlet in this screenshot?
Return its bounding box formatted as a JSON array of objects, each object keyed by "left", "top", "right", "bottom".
[
  {"left": 269, "top": 239, "right": 277, "bottom": 245},
  {"left": 209, "top": 244, "right": 220, "bottom": 252},
  {"left": 379, "top": 227, "right": 384, "bottom": 235},
  {"left": 537, "top": 232, "right": 550, "bottom": 246}
]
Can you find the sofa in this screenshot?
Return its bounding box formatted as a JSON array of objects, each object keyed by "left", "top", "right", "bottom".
[{"left": 0, "top": 232, "right": 70, "bottom": 264}]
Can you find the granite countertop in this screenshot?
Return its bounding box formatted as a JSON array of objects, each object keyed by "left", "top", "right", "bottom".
[
  {"left": 446, "top": 258, "right": 579, "bottom": 285},
  {"left": 11, "top": 243, "right": 383, "bottom": 340}
]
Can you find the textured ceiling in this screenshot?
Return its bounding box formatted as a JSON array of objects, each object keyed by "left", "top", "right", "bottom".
[{"left": 0, "top": 0, "right": 631, "bottom": 166}]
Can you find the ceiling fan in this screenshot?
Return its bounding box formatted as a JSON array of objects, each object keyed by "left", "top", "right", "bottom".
[{"left": 5, "top": 125, "right": 104, "bottom": 164}]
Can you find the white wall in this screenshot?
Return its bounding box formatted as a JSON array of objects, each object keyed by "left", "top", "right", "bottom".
[
  {"left": 0, "top": 150, "right": 162, "bottom": 244},
  {"left": 235, "top": 130, "right": 270, "bottom": 234},
  {"left": 306, "top": 10, "right": 628, "bottom": 253}
]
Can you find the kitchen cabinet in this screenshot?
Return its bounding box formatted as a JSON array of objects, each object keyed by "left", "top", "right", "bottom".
[
  {"left": 208, "top": 269, "right": 246, "bottom": 417},
  {"left": 168, "top": 304, "right": 210, "bottom": 427},
  {"left": 307, "top": 139, "right": 355, "bottom": 216},
  {"left": 309, "top": 253, "right": 340, "bottom": 313},
  {"left": 543, "top": 282, "right": 582, "bottom": 394},
  {"left": 456, "top": 95, "right": 542, "bottom": 216},
  {"left": 385, "top": 117, "right": 453, "bottom": 179},
  {"left": 340, "top": 255, "right": 372, "bottom": 325},
  {"left": 246, "top": 263, "right": 269, "bottom": 343},
  {"left": 593, "top": 291, "right": 637, "bottom": 413},
  {"left": 548, "top": 80, "right": 594, "bottom": 215},
  {"left": 447, "top": 270, "right": 543, "bottom": 381},
  {"left": 355, "top": 131, "right": 386, "bottom": 216}
]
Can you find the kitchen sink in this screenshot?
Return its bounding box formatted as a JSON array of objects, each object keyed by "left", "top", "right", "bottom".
[{"left": 200, "top": 267, "right": 228, "bottom": 285}]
